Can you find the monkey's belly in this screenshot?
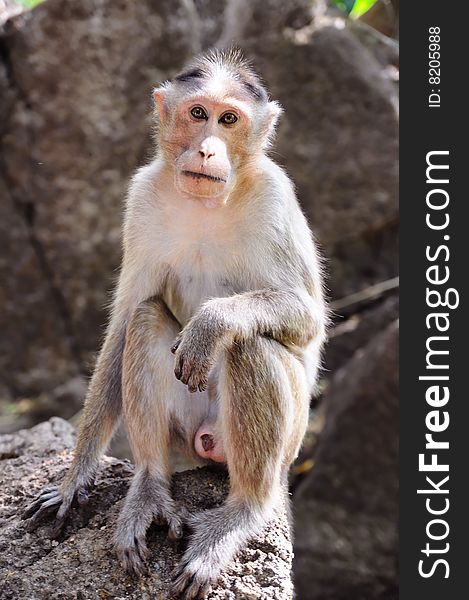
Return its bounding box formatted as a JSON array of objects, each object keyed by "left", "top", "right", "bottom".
[{"left": 194, "top": 422, "right": 226, "bottom": 463}]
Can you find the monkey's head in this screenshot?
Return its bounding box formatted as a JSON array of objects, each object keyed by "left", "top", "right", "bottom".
[{"left": 153, "top": 49, "right": 282, "bottom": 207}]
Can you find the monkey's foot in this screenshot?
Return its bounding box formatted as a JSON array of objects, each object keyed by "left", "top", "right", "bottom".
[
  {"left": 170, "top": 510, "right": 226, "bottom": 599},
  {"left": 115, "top": 531, "right": 149, "bottom": 577},
  {"left": 171, "top": 558, "right": 213, "bottom": 600},
  {"left": 115, "top": 505, "right": 184, "bottom": 577},
  {"left": 22, "top": 482, "right": 90, "bottom": 537},
  {"left": 171, "top": 504, "right": 261, "bottom": 599}
]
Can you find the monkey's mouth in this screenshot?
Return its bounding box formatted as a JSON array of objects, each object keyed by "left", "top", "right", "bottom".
[{"left": 182, "top": 170, "right": 227, "bottom": 184}]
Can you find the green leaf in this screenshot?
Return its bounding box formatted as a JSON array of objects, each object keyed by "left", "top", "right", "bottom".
[
  {"left": 330, "top": 0, "right": 356, "bottom": 14},
  {"left": 350, "top": 0, "right": 379, "bottom": 18},
  {"left": 16, "top": 0, "right": 45, "bottom": 8}
]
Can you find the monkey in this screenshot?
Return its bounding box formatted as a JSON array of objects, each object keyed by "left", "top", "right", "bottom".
[{"left": 23, "top": 48, "right": 327, "bottom": 599}]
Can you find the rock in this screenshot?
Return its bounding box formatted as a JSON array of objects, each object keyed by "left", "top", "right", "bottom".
[
  {"left": 293, "top": 321, "right": 398, "bottom": 600},
  {"left": 0, "top": 0, "right": 397, "bottom": 399},
  {"left": 347, "top": 19, "right": 399, "bottom": 69},
  {"left": 246, "top": 16, "right": 398, "bottom": 298},
  {"left": 325, "top": 293, "right": 399, "bottom": 375},
  {"left": 0, "top": 0, "right": 200, "bottom": 379},
  {"left": 0, "top": 418, "right": 293, "bottom": 599},
  {"left": 0, "top": 179, "right": 80, "bottom": 397},
  {"left": 0, "top": 0, "right": 24, "bottom": 26},
  {"left": 0, "top": 375, "right": 87, "bottom": 435}
]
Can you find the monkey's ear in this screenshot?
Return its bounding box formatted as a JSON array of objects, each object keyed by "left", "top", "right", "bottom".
[
  {"left": 267, "top": 101, "right": 283, "bottom": 129},
  {"left": 262, "top": 101, "right": 283, "bottom": 146},
  {"left": 152, "top": 84, "right": 170, "bottom": 122}
]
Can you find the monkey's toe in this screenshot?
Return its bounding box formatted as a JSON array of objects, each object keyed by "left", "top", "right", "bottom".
[
  {"left": 22, "top": 487, "right": 63, "bottom": 531},
  {"left": 49, "top": 511, "right": 70, "bottom": 539},
  {"left": 171, "top": 564, "right": 212, "bottom": 600},
  {"left": 22, "top": 488, "right": 59, "bottom": 519},
  {"left": 167, "top": 515, "right": 184, "bottom": 540},
  {"left": 118, "top": 539, "right": 149, "bottom": 577},
  {"left": 23, "top": 482, "right": 90, "bottom": 535},
  {"left": 76, "top": 485, "right": 90, "bottom": 506}
]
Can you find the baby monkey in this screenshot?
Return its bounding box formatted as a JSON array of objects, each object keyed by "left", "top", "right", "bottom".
[{"left": 24, "top": 49, "right": 327, "bottom": 599}]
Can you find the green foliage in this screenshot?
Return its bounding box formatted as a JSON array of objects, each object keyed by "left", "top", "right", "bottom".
[
  {"left": 350, "top": 0, "right": 379, "bottom": 17},
  {"left": 331, "top": 0, "right": 355, "bottom": 12},
  {"left": 16, "top": 0, "right": 45, "bottom": 8},
  {"left": 331, "top": 0, "right": 378, "bottom": 17}
]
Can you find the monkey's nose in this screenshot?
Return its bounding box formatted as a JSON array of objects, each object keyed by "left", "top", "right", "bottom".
[{"left": 199, "top": 149, "right": 215, "bottom": 159}]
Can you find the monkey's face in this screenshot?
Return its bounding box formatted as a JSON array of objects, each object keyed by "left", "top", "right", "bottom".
[
  {"left": 168, "top": 96, "right": 253, "bottom": 207},
  {"left": 154, "top": 62, "right": 282, "bottom": 207}
]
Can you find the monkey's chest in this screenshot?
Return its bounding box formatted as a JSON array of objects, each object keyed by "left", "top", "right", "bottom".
[{"left": 162, "top": 246, "right": 236, "bottom": 327}]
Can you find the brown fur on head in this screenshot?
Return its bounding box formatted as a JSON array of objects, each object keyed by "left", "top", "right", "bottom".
[{"left": 153, "top": 48, "right": 282, "bottom": 206}]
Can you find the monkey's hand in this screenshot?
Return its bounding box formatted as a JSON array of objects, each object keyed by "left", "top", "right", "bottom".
[
  {"left": 171, "top": 306, "right": 229, "bottom": 393},
  {"left": 22, "top": 479, "right": 90, "bottom": 537}
]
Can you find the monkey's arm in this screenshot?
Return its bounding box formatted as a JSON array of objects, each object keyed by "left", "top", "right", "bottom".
[
  {"left": 173, "top": 287, "right": 326, "bottom": 392},
  {"left": 210, "top": 288, "right": 325, "bottom": 347}
]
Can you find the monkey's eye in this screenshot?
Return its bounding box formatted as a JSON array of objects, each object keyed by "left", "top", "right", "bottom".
[
  {"left": 219, "top": 112, "right": 238, "bottom": 125},
  {"left": 190, "top": 106, "right": 208, "bottom": 120}
]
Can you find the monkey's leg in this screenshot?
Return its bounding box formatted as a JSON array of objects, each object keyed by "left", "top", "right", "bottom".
[
  {"left": 171, "top": 336, "right": 308, "bottom": 600},
  {"left": 23, "top": 323, "right": 126, "bottom": 535},
  {"left": 114, "top": 298, "right": 201, "bottom": 576}
]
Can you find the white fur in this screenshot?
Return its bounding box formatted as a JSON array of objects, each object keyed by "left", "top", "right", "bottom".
[{"left": 119, "top": 153, "right": 324, "bottom": 393}]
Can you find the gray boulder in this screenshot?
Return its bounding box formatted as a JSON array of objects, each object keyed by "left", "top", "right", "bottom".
[
  {"left": 293, "top": 320, "right": 398, "bottom": 600},
  {"left": 325, "top": 293, "right": 399, "bottom": 375},
  {"left": 0, "top": 418, "right": 293, "bottom": 599}
]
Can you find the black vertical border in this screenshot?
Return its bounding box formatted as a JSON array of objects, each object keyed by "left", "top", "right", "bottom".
[{"left": 400, "top": 2, "right": 468, "bottom": 598}]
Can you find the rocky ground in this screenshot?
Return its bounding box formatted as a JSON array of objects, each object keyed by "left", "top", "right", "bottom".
[{"left": 0, "top": 418, "right": 293, "bottom": 599}]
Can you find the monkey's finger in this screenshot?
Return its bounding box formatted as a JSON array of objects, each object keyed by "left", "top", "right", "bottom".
[
  {"left": 25, "top": 485, "right": 59, "bottom": 509},
  {"left": 198, "top": 583, "right": 212, "bottom": 600},
  {"left": 170, "top": 339, "right": 181, "bottom": 354},
  {"left": 179, "top": 359, "right": 194, "bottom": 385},
  {"left": 187, "top": 367, "right": 208, "bottom": 393},
  {"left": 42, "top": 485, "right": 59, "bottom": 493},
  {"left": 174, "top": 354, "right": 183, "bottom": 380},
  {"left": 183, "top": 579, "right": 202, "bottom": 600},
  {"left": 188, "top": 381, "right": 199, "bottom": 394},
  {"left": 50, "top": 516, "right": 67, "bottom": 539},
  {"left": 173, "top": 572, "right": 211, "bottom": 600}
]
